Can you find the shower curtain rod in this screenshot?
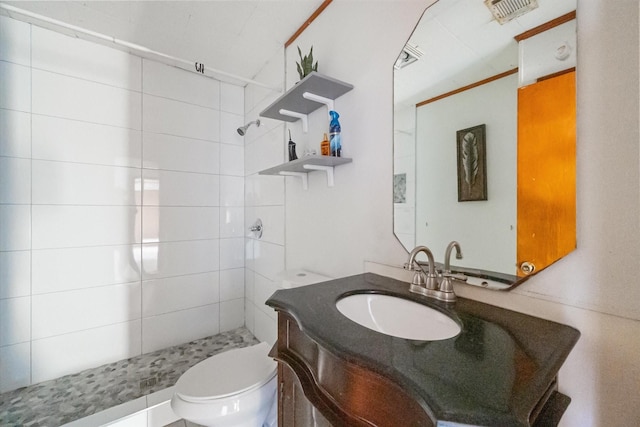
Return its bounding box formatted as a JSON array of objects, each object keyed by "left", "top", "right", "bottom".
[{"left": 0, "top": 3, "right": 281, "bottom": 91}]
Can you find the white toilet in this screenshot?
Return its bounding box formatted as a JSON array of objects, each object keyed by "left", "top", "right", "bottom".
[
  {"left": 170, "top": 342, "right": 277, "bottom": 427},
  {"left": 171, "top": 270, "right": 331, "bottom": 426}
]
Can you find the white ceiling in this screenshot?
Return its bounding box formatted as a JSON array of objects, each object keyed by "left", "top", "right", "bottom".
[
  {"left": 394, "top": 0, "right": 577, "bottom": 107},
  {"left": 3, "top": 0, "right": 325, "bottom": 85}
]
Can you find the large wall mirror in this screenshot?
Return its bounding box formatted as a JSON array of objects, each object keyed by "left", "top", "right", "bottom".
[{"left": 393, "top": 0, "right": 577, "bottom": 289}]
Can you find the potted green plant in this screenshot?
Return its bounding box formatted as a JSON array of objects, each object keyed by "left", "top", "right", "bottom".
[{"left": 296, "top": 46, "right": 318, "bottom": 80}]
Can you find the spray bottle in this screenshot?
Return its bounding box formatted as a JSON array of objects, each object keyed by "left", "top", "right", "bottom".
[{"left": 329, "top": 110, "right": 342, "bottom": 157}]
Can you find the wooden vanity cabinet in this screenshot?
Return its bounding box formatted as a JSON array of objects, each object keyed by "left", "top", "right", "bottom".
[
  {"left": 271, "top": 311, "right": 571, "bottom": 427},
  {"left": 266, "top": 274, "right": 579, "bottom": 427},
  {"left": 271, "top": 312, "right": 434, "bottom": 427}
]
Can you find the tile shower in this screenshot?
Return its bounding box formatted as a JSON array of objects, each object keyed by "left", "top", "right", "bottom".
[{"left": 0, "top": 14, "right": 248, "bottom": 397}]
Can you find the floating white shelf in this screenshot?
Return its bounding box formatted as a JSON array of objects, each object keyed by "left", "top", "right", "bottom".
[
  {"left": 259, "top": 156, "right": 352, "bottom": 190},
  {"left": 259, "top": 72, "right": 353, "bottom": 132}
]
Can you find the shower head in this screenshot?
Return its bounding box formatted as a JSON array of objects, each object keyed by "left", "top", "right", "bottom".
[{"left": 237, "top": 119, "right": 261, "bottom": 136}]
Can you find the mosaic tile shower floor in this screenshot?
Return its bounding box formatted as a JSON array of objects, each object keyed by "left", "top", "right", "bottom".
[{"left": 0, "top": 327, "right": 259, "bottom": 427}]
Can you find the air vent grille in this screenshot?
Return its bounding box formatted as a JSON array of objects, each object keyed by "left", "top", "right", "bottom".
[
  {"left": 394, "top": 43, "right": 424, "bottom": 70},
  {"left": 485, "top": 0, "right": 538, "bottom": 24}
]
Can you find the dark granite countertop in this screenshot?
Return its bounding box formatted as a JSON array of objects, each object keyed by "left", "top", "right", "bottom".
[{"left": 266, "top": 273, "right": 580, "bottom": 426}]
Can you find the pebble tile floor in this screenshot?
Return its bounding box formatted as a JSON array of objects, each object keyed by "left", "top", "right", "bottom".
[{"left": 0, "top": 327, "right": 259, "bottom": 427}]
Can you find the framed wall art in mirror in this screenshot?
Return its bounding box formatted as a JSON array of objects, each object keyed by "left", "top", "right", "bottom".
[{"left": 456, "top": 124, "right": 487, "bottom": 202}]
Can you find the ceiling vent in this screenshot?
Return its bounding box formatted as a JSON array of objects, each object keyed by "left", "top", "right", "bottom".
[
  {"left": 394, "top": 43, "right": 424, "bottom": 70},
  {"left": 484, "top": 0, "right": 538, "bottom": 24}
]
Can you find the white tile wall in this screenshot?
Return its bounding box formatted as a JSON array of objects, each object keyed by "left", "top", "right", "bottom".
[
  {"left": 142, "top": 59, "right": 219, "bottom": 108},
  {"left": 142, "top": 169, "right": 219, "bottom": 207},
  {"left": 0, "top": 15, "right": 31, "bottom": 66},
  {"left": 220, "top": 83, "right": 244, "bottom": 115},
  {"left": 32, "top": 245, "right": 141, "bottom": 294},
  {"left": 245, "top": 174, "right": 285, "bottom": 207},
  {"left": 252, "top": 241, "right": 285, "bottom": 282},
  {"left": 254, "top": 274, "right": 278, "bottom": 320},
  {"left": 141, "top": 240, "right": 220, "bottom": 279},
  {"left": 220, "top": 268, "right": 245, "bottom": 301},
  {"left": 31, "top": 26, "right": 142, "bottom": 91},
  {"left": 32, "top": 161, "right": 140, "bottom": 206},
  {"left": 32, "top": 115, "right": 142, "bottom": 167},
  {"left": 143, "top": 207, "right": 219, "bottom": 242},
  {"left": 0, "top": 17, "right": 247, "bottom": 393},
  {"left": 0, "top": 250, "right": 30, "bottom": 298},
  {"left": 220, "top": 299, "right": 244, "bottom": 332},
  {"left": 142, "top": 94, "right": 219, "bottom": 141},
  {"left": 0, "top": 296, "right": 30, "bottom": 345},
  {"left": 142, "top": 272, "right": 219, "bottom": 317},
  {"left": 220, "top": 207, "right": 245, "bottom": 238},
  {"left": 0, "top": 156, "right": 30, "bottom": 204},
  {"left": 32, "top": 320, "right": 142, "bottom": 383},
  {"left": 142, "top": 133, "right": 220, "bottom": 174},
  {"left": 0, "top": 62, "right": 31, "bottom": 112},
  {"left": 0, "top": 205, "right": 31, "bottom": 251},
  {"left": 0, "top": 109, "right": 31, "bottom": 158},
  {"left": 220, "top": 143, "right": 244, "bottom": 176},
  {"left": 220, "top": 175, "right": 244, "bottom": 206},
  {"left": 142, "top": 304, "right": 220, "bottom": 354},
  {"left": 32, "top": 283, "right": 142, "bottom": 339},
  {"left": 244, "top": 299, "right": 255, "bottom": 333},
  {"left": 244, "top": 127, "right": 285, "bottom": 175},
  {"left": 0, "top": 18, "right": 34, "bottom": 393},
  {"left": 0, "top": 342, "right": 30, "bottom": 393},
  {"left": 248, "top": 206, "right": 285, "bottom": 246},
  {"left": 253, "top": 307, "right": 277, "bottom": 345},
  {"left": 32, "top": 69, "right": 142, "bottom": 129},
  {"left": 220, "top": 112, "right": 245, "bottom": 146},
  {"left": 220, "top": 238, "right": 245, "bottom": 270},
  {"left": 32, "top": 205, "right": 140, "bottom": 249}
]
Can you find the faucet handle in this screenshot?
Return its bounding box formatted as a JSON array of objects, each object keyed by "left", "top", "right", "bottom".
[
  {"left": 442, "top": 272, "right": 467, "bottom": 282},
  {"left": 411, "top": 270, "right": 427, "bottom": 286}
]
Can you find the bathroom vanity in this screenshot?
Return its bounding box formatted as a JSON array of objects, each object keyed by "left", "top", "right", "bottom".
[{"left": 266, "top": 273, "right": 580, "bottom": 426}]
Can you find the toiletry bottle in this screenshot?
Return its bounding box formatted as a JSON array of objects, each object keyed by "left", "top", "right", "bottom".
[
  {"left": 288, "top": 130, "right": 298, "bottom": 161},
  {"left": 320, "top": 133, "right": 330, "bottom": 156},
  {"left": 329, "top": 110, "right": 341, "bottom": 157}
]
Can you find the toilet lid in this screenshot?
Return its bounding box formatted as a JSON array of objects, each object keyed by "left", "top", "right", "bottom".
[{"left": 175, "top": 342, "right": 276, "bottom": 402}]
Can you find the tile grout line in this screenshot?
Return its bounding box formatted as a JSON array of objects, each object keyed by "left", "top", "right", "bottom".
[
  {"left": 28, "top": 20, "right": 34, "bottom": 389},
  {"left": 140, "top": 58, "right": 145, "bottom": 356}
]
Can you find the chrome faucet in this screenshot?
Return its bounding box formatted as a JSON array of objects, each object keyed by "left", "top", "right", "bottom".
[
  {"left": 404, "top": 242, "right": 466, "bottom": 303},
  {"left": 405, "top": 245, "right": 439, "bottom": 290},
  {"left": 438, "top": 241, "right": 463, "bottom": 302}
]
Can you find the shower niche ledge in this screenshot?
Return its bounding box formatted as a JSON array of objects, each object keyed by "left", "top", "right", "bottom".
[
  {"left": 259, "top": 155, "right": 352, "bottom": 190},
  {"left": 259, "top": 72, "right": 353, "bottom": 132}
]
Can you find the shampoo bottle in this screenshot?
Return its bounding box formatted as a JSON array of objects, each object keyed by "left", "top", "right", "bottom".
[{"left": 329, "top": 110, "right": 341, "bottom": 157}]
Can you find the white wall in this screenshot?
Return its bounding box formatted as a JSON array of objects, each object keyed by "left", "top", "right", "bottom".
[
  {"left": 416, "top": 74, "right": 517, "bottom": 273},
  {"left": 279, "top": 0, "right": 640, "bottom": 425},
  {"left": 0, "top": 16, "right": 246, "bottom": 393}
]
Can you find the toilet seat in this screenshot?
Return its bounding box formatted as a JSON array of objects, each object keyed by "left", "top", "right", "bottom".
[{"left": 175, "top": 342, "right": 276, "bottom": 403}]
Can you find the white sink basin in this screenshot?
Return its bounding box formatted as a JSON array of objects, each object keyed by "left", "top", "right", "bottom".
[{"left": 336, "top": 293, "right": 461, "bottom": 341}]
